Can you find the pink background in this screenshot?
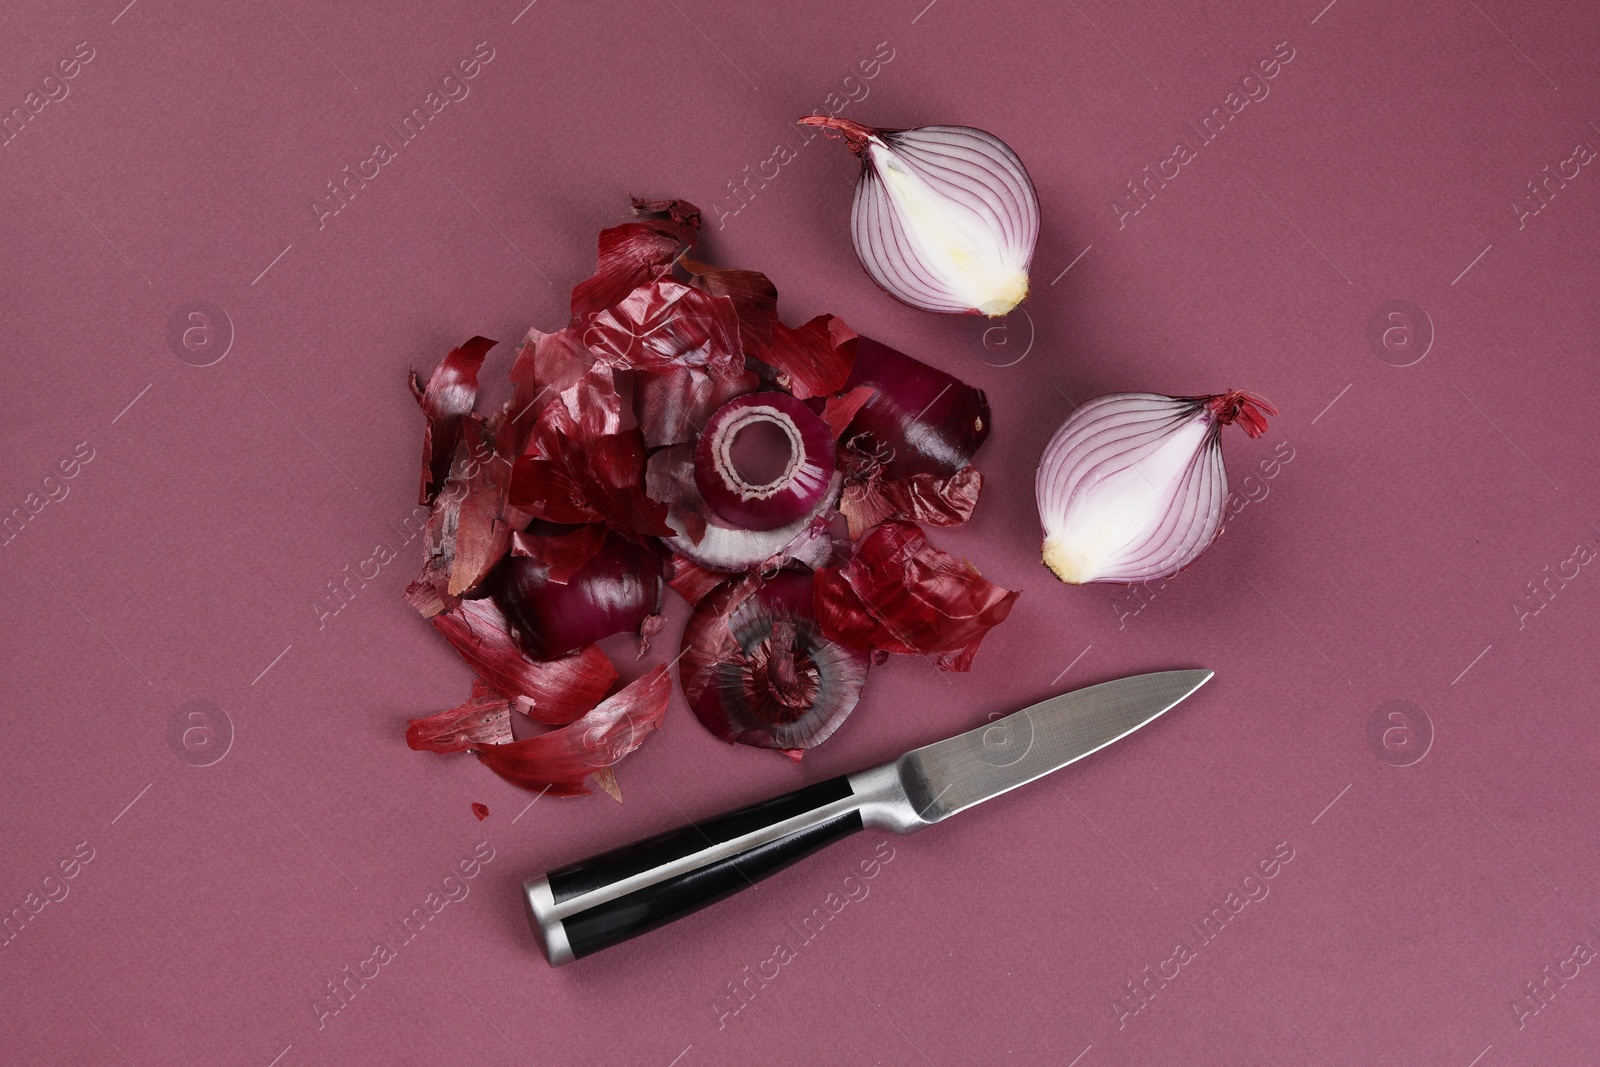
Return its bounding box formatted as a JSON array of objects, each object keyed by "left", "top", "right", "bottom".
[{"left": 3, "top": 0, "right": 1598, "bottom": 1064}]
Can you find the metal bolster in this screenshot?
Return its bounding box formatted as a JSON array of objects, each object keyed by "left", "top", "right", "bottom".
[{"left": 847, "top": 759, "right": 938, "bottom": 834}]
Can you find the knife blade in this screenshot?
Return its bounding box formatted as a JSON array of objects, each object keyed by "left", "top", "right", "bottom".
[{"left": 523, "top": 668, "right": 1212, "bottom": 965}]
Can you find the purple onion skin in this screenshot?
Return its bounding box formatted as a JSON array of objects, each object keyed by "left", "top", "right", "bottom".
[
  {"left": 494, "top": 533, "right": 662, "bottom": 659},
  {"left": 694, "top": 392, "right": 836, "bottom": 532},
  {"left": 680, "top": 570, "right": 870, "bottom": 752},
  {"left": 843, "top": 336, "right": 991, "bottom": 478}
]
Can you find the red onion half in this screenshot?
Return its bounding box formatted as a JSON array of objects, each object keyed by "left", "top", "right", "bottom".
[
  {"left": 800, "top": 117, "right": 1039, "bottom": 317},
  {"left": 1036, "top": 391, "right": 1276, "bottom": 584},
  {"left": 694, "top": 392, "right": 836, "bottom": 532},
  {"left": 680, "top": 571, "right": 870, "bottom": 753}
]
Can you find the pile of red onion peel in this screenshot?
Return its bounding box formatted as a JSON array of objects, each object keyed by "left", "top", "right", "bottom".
[{"left": 402, "top": 198, "right": 1019, "bottom": 798}]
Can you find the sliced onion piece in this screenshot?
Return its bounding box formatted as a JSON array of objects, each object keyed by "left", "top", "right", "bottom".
[
  {"left": 800, "top": 117, "right": 1039, "bottom": 317},
  {"left": 493, "top": 532, "right": 663, "bottom": 660},
  {"left": 843, "top": 336, "right": 990, "bottom": 478},
  {"left": 680, "top": 571, "right": 870, "bottom": 752},
  {"left": 1036, "top": 391, "right": 1276, "bottom": 584},
  {"left": 694, "top": 392, "right": 837, "bottom": 532}
]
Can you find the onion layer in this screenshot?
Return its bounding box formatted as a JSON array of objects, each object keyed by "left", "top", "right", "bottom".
[
  {"left": 680, "top": 571, "right": 870, "bottom": 752},
  {"left": 842, "top": 336, "right": 991, "bottom": 478},
  {"left": 648, "top": 444, "right": 839, "bottom": 573},
  {"left": 493, "top": 532, "right": 663, "bottom": 659},
  {"left": 1036, "top": 391, "right": 1276, "bottom": 584},
  {"left": 801, "top": 117, "right": 1039, "bottom": 317},
  {"left": 695, "top": 392, "right": 836, "bottom": 532}
]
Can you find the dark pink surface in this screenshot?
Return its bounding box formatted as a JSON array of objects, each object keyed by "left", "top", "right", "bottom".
[{"left": 3, "top": 1, "right": 1598, "bottom": 1064}]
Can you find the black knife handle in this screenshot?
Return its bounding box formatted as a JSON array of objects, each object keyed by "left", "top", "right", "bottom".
[{"left": 523, "top": 775, "right": 865, "bottom": 964}]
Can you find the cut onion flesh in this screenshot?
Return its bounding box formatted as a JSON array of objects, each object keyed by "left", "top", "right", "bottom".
[
  {"left": 1036, "top": 391, "right": 1274, "bottom": 584},
  {"left": 801, "top": 118, "right": 1039, "bottom": 317}
]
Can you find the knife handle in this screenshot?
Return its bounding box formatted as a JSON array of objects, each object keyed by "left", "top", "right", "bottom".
[{"left": 523, "top": 763, "right": 923, "bottom": 965}]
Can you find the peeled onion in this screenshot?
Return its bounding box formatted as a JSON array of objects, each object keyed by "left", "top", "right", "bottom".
[
  {"left": 801, "top": 117, "right": 1039, "bottom": 317},
  {"left": 1036, "top": 391, "right": 1275, "bottom": 584}
]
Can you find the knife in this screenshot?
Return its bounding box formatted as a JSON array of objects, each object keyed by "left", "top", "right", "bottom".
[{"left": 522, "top": 668, "right": 1212, "bottom": 965}]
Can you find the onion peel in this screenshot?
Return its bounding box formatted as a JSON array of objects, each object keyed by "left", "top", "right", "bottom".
[
  {"left": 430, "top": 598, "right": 618, "bottom": 724},
  {"left": 509, "top": 523, "right": 607, "bottom": 584},
  {"left": 815, "top": 520, "right": 1018, "bottom": 672},
  {"left": 667, "top": 554, "right": 728, "bottom": 607},
  {"left": 750, "top": 314, "right": 858, "bottom": 400},
  {"left": 819, "top": 385, "right": 877, "bottom": 440},
  {"left": 472, "top": 665, "right": 672, "bottom": 796},
  {"left": 570, "top": 198, "right": 701, "bottom": 327},
  {"left": 839, "top": 446, "right": 982, "bottom": 538},
  {"left": 411, "top": 335, "right": 497, "bottom": 505},
  {"left": 510, "top": 429, "right": 674, "bottom": 540},
  {"left": 406, "top": 679, "right": 514, "bottom": 753}
]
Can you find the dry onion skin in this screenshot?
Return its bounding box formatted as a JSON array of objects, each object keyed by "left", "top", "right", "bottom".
[
  {"left": 801, "top": 116, "right": 1039, "bottom": 317},
  {"left": 1036, "top": 391, "right": 1276, "bottom": 585},
  {"left": 679, "top": 571, "right": 870, "bottom": 756}
]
